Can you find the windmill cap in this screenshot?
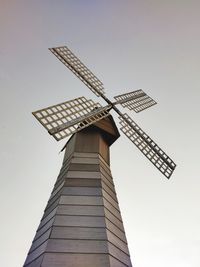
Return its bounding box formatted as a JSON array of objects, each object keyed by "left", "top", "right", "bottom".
[{"left": 89, "top": 114, "right": 120, "bottom": 146}]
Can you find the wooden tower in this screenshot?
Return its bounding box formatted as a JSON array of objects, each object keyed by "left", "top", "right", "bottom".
[{"left": 24, "top": 116, "right": 132, "bottom": 267}]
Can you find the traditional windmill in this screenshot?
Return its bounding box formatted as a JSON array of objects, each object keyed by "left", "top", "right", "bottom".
[{"left": 24, "top": 46, "right": 176, "bottom": 267}]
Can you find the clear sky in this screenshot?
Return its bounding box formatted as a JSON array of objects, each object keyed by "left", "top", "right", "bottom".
[{"left": 0, "top": 1, "right": 200, "bottom": 266}]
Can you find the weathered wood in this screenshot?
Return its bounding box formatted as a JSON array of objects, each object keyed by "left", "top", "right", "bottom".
[
  {"left": 69, "top": 163, "right": 100, "bottom": 171},
  {"left": 64, "top": 178, "right": 102, "bottom": 187},
  {"left": 40, "top": 207, "right": 57, "bottom": 228},
  {"left": 34, "top": 218, "right": 55, "bottom": 241},
  {"left": 56, "top": 205, "right": 105, "bottom": 216},
  {"left": 51, "top": 226, "right": 107, "bottom": 240},
  {"left": 71, "top": 157, "right": 100, "bottom": 164},
  {"left": 105, "top": 218, "right": 127, "bottom": 243},
  {"left": 107, "top": 230, "right": 129, "bottom": 254},
  {"left": 46, "top": 239, "right": 109, "bottom": 253},
  {"left": 103, "top": 198, "right": 121, "bottom": 220},
  {"left": 29, "top": 229, "right": 51, "bottom": 253},
  {"left": 59, "top": 195, "right": 103, "bottom": 205},
  {"left": 109, "top": 255, "right": 129, "bottom": 267},
  {"left": 24, "top": 241, "right": 48, "bottom": 265},
  {"left": 53, "top": 215, "right": 106, "bottom": 228},
  {"left": 61, "top": 186, "right": 102, "bottom": 196},
  {"left": 24, "top": 116, "right": 132, "bottom": 267},
  {"left": 41, "top": 253, "right": 111, "bottom": 267},
  {"left": 24, "top": 254, "right": 44, "bottom": 267},
  {"left": 105, "top": 208, "right": 124, "bottom": 231},
  {"left": 73, "top": 152, "right": 99, "bottom": 158},
  {"left": 102, "top": 181, "right": 118, "bottom": 201},
  {"left": 66, "top": 170, "right": 101, "bottom": 179},
  {"left": 108, "top": 242, "right": 131, "bottom": 266}
]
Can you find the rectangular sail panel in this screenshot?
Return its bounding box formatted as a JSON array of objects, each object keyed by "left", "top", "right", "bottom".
[
  {"left": 119, "top": 113, "right": 176, "bottom": 178},
  {"left": 33, "top": 97, "right": 105, "bottom": 140},
  {"left": 114, "top": 89, "right": 157, "bottom": 113},
  {"left": 114, "top": 89, "right": 145, "bottom": 101},
  {"left": 49, "top": 46, "right": 105, "bottom": 97},
  {"left": 51, "top": 105, "right": 111, "bottom": 141}
]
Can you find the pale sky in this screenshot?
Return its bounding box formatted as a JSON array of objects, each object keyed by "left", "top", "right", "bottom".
[{"left": 0, "top": 1, "right": 200, "bottom": 266}]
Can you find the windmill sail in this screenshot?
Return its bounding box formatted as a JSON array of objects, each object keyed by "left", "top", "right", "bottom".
[
  {"left": 33, "top": 96, "right": 111, "bottom": 141},
  {"left": 119, "top": 113, "right": 176, "bottom": 178},
  {"left": 49, "top": 105, "right": 111, "bottom": 140},
  {"left": 114, "top": 89, "right": 157, "bottom": 113},
  {"left": 49, "top": 46, "right": 105, "bottom": 97}
]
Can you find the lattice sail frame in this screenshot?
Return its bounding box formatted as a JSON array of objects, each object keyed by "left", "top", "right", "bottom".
[
  {"left": 49, "top": 46, "right": 105, "bottom": 97},
  {"left": 114, "top": 89, "right": 157, "bottom": 113},
  {"left": 33, "top": 97, "right": 111, "bottom": 141},
  {"left": 119, "top": 113, "right": 176, "bottom": 178}
]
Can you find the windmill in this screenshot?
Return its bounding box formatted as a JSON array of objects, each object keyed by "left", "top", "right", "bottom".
[{"left": 24, "top": 46, "right": 176, "bottom": 267}]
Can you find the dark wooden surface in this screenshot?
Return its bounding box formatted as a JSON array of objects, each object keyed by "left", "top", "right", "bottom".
[{"left": 24, "top": 117, "right": 132, "bottom": 267}]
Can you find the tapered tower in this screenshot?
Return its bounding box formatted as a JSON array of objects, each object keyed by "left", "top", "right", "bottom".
[{"left": 24, "top": 116, "right": 132, "bottom": 267}]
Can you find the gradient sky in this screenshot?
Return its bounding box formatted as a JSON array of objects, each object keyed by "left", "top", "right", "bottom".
[{"left": 0, "top": 1, "right": 200, "bottom": 266}]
